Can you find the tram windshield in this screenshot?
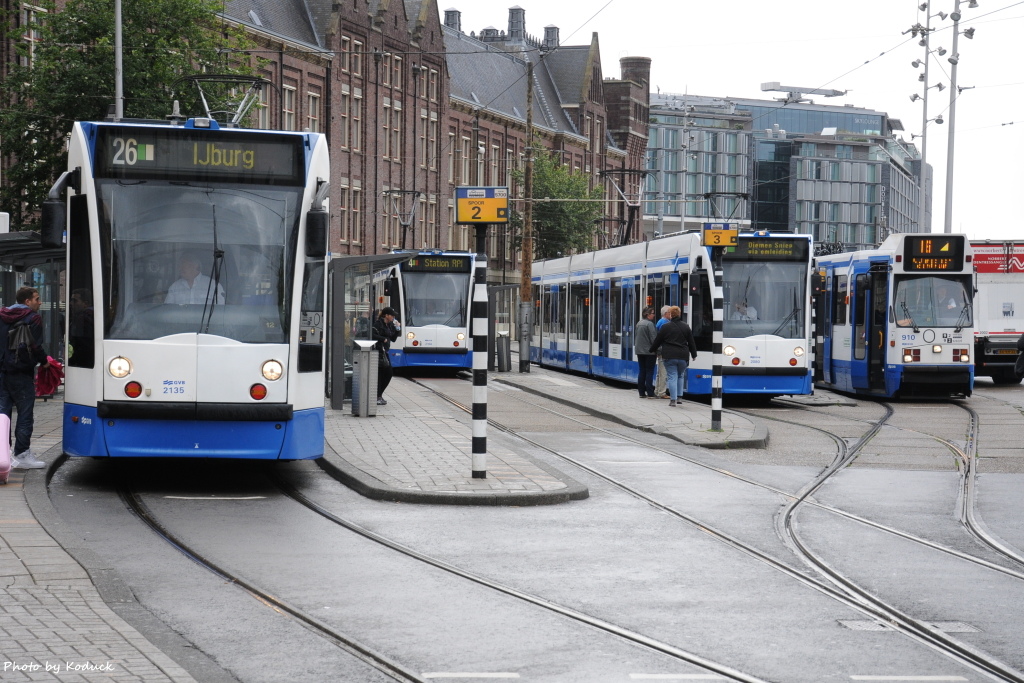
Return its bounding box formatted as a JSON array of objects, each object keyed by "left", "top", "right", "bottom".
[
  {"left": 99, "top": 181, "right": 301, "bottom": 343},
  {"left": 402, "top": 272, "right": 470, "bottom": 327},
  {"left": 721, "top": 261, "right": 808, "bottom": 339},
  {"left": 893, "top": 275, "right": 972, "bottom": 329}
]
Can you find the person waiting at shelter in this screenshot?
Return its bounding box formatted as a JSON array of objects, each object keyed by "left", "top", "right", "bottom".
[
  {"left": 0, "top": 287, "right": 49, "bottom": 469},
  {"left": 372, "top": 307, "right": 401, "bottom": 405}
]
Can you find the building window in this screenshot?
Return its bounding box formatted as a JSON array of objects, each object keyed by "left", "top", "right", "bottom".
[
  {"left": 393, "top": 56, "right": 403, "bottom": 90},
  {"left": 282, "top": 86, "right": 296, "bottom": 131},
  {"left": 351, "top": 89, "right": 362, "bottom": 151},
  {"left": 381, "top": 53, "right": 391, "bottom": 86},
  {"left": 428, "top": 114, "right": 438, "bottom": 170},
  {"left": 381, "top": 101, "right": 392, "bottom": 158},
  {"left": 448, "top": 132, "right": 456, "bottom": 183},
  {"left": 257, "top": 85, "right": 270, "bottom": 129},
  {"left": 391, "top": 100, "right": 402, "bottom": 162},
  {"left": 352, "top": 41, "right": 363, "bottom": 76},
  {"left": 340, "top": 36, "right": 351, "bottom": 72},
  {"left": 338, "top": 185, "right": 350, "bottom": 243},
  {"left": 306, "top": 93, "right": 320, "bottom": 132},
  {"left": 461, "top": 137, "right": 471, "bottom": 184},
  {"left": 20, "top": 5, "right": 44, "bottom": 68},
  {"left": 429, "top": 70, "right": 439, "bottom": 101},
  {"left": 350, "top": 186, "right": 362, "bottom": 244},
  {"left": 339, "top": 86, "right": 350, "bottom": 148}
]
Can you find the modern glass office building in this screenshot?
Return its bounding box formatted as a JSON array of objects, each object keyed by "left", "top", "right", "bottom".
[{"left": 643, "top": 93, "right": 928, "bottom": 251}]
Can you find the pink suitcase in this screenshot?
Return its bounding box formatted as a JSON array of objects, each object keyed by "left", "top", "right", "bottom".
[{"left": 0, "top": 414, "right": 10, "bottom": 484}]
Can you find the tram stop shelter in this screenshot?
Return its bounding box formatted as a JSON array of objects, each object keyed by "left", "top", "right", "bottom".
[
  {"left": 328, "top": 253, "right": 413, "bottom": 409},
  {"left": 0, "top": 230, "right": 66, "bottom": 362}
]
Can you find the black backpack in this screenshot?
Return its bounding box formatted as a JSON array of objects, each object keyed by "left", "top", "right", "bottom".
[{"left": 6, "top": 318, "right": 42, "bottom": 372}]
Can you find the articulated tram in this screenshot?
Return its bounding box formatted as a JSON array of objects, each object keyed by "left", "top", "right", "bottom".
[
  {"left": 373, "top": 251, "right": 475, "bottom": 370},
  {"left": 45, "top": 118, "right": 330, "bottom": 459},
  {"left": 530, "top": 231, "right": 815, "bottom": 397},
  {"left": 812, "top": 233, "right": 974, "bottom": 398}
]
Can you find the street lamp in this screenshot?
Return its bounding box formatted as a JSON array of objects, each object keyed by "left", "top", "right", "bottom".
[
  {"left": 943, "top": 0, "right": 978, "bottom": 233},
  {"left": 905, "top": 3, "right": 946, "bottom": 231}
]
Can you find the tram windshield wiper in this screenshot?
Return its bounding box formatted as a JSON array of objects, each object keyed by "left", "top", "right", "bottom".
[
  {"left": 772, "top": 306, "right": 801, "bottom": 336},
  {"left": 901, "top": 302, "right": 920, "bottom": 333},
  {"left": 954, "top": 303, "right": 971, "bottom": 333}
]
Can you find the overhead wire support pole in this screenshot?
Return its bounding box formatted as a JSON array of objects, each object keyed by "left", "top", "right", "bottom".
[{"left": 518, "top": 59, "right": 535, "bottom": 373}]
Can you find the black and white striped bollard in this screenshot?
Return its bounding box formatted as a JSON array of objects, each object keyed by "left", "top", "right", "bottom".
[{"left": 471, "top": 225, "right": 489, "bottom": 477}]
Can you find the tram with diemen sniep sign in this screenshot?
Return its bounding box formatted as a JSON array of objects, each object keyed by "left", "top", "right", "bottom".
[
  {"left": 530, "top": 230, "right": 815, "bottom": 397},
  {"left": 372, "top": 250, "right": 476, "bottom": 370},
  {"left": 43, "top": 117, "right": 330, "bottom": 459},
  {"left": 813, "top": 233, "right": 974, "bottom": 398}
]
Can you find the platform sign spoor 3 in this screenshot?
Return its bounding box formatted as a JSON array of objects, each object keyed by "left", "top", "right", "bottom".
[{"left": 455, "top": 186, "right": 509, "bottom": 224}]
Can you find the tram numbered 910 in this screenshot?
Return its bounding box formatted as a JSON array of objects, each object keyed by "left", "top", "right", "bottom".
[
  {"left": 43, "top": 118, "right": 330, "bottom": 459},
  {"left": 812, "top": 233, "right": 974, "bottom": 398}
]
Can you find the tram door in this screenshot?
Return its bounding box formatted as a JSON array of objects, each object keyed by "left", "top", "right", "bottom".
[
  {"left": 596, "top": 279, "right": 610, "bottom": 364},
  {"left": 851, "top": 268, "right": 889, "bottom": 392},
  {"left": 621, "top": 278, "right": 636, "bottom": 360}
]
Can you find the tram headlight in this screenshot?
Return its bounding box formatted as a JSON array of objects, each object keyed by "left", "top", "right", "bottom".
[
  {"left": 932, "top": 344, "right": 943, "bottom": 354},
  {"left": 903, "top": 351, "right": 914, "bottom": 363},
  {"left": 723, "top": 345, "right": 736, "bottom": 356},
  {"left": 457, "top": 333, "right": 466, "bottom": 341},
  {"left": 108, "top": 356, "right": 132, "bottom": 378},
  {"left": 406, "top": 331, "right": 416, "bottom": 340},
  {"left": 793, "top": 346, "right": 805, "bottom": 357},
  {"left": 262, "top": 360, "right": 284, "bottom": 381}
]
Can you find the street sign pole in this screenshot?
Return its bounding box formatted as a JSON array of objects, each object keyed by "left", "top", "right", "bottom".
[
  {"left": 455, "top": 187, "right": 509, "bottom": 479},
  {"left": 702, "top": 223, "right": 736, "bottom": 432}
]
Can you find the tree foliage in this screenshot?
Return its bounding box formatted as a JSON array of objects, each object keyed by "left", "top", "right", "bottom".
[
  {"left": 0, "top": 0, "right": 256, "bottom": 229},
  {"left": 511, "top": 150, "right": 604, "bottom": 259}
]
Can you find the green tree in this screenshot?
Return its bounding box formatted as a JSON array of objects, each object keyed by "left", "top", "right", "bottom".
[
  {"left": 511, "top": 150, "right": 604, "bottom": 259},
  {"left": 0, "top": 0, "right": 256, "bottom": 229}
]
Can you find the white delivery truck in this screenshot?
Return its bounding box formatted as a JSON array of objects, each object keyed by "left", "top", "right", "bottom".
[{"left": 971, "top": 240, "right": 1024, "bottom": 384}]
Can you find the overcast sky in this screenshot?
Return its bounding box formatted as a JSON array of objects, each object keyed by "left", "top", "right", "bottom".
[{"left": 448, "top": 1, "right": 1024, "bottom": 242}]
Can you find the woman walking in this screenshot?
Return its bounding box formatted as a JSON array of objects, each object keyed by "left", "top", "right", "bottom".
[{"left": 648, "top": 305, "right": 698, "bottom": 407}]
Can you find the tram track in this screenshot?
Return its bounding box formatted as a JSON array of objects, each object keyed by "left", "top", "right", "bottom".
[
  {"left": 110, "top": 473, "right": 428, "bottom": 683},
  {"left": 102, "top": 460, "right": 774, "bottom": 683},
  {"left": 414, "top": 377, "right": 1024, "bottom": 682}
]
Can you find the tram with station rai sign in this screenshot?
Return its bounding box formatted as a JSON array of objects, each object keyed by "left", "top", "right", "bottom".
[{"left": 813, "top": 233, "right": 975, "bottom": 398}]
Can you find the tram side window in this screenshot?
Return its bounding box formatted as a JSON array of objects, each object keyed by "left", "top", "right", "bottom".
[
  {"left": 609, "top": 281, "right": 622, "bottom": 347},
  {"left": 568, "top": 284, "right": 589, "bottom": 341},
  {"left": 690, "top": 273, "right": 713, "bottom": 352},
  {"left": 67, "top": 195, "right": 95, "bottom": 369},
  {"left": 853, "top": 274, "right": 867, "bottom": 360},
  {"left": 834, "top": 275, "right": 848, "bottom": 325},
  {"left": 531, "top": 285, "right": 541, "bottom": 340}
]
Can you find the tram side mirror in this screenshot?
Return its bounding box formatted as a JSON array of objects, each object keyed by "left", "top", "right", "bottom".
[
  {"left": 306, "top": 208, "right": 328, "bottom": 258},
  {"left": 40, "top": 199, "right": 66, "bottom": 249}
]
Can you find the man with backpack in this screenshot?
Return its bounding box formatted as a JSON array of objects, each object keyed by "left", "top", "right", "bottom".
[{"left": 0, "top": 287, "right": 48, "bottom": 469}]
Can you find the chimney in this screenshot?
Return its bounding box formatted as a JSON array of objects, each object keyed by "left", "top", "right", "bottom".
[
  {"left": 444, "top": 8, "right": 461, "bottom": 32},
  {"left": 543, "top": 25, "right": 559, "bottom": 50},
  {"left": 620, "top": 56, "right": 652, "bottom": 88},
  {"left": 508, "top": 6, "right": 525, "bottom": 42}
]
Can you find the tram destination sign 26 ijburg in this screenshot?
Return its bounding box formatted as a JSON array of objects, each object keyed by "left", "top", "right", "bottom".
[
  {"left": 92, "top": 126, "right": 305, "bottom": 184},
  {"left": 455, "top": 186, "right": 509, "bottom": 224}
]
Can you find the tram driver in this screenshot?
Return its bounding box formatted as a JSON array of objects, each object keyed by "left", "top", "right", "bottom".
[{"left": 165, "top": 253, "right": 225, "bottom": 305}]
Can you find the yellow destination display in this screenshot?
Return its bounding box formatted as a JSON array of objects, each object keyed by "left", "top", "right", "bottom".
[{"left": 455, "top": 186, "right": 509, "bottom": 224}]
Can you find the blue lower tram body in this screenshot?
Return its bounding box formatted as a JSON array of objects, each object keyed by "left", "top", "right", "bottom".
[
  {"left": 389, "top": 348, "right": 471, "bottom": 369},
  {"left": 62, "top": 405, "right": 325, "bottom": 460},
  {"left": 535, "top": 348, "right": 812, "bottom": 396}
]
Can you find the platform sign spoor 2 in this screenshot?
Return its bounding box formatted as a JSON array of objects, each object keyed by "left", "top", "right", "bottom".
[{"left": 455, "top": 186, "right": 509, "bottom": 225}]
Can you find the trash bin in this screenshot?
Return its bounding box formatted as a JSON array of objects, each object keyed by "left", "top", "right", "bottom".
[
  {"left": 496, "top": 331, "right": 511, "bottom": 372},
  {"left": 351, "top": 340, "right": 379, "bottom": 417}
]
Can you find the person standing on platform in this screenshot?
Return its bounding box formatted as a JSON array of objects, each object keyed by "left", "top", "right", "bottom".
[
  {"left": 372, "top": 307, "right": 401, "bottom": 405},
  {"left": 0, "top": 287, "right": 48, "bottom": 469},
  {"left": 654, "top": 305, "right": 672, "bottom": 398},
  {"left": 649, "top": 305, "right": 698, "bottom": 407},
  {"left": 634, "top": 306, "right": 658, "bottom": 398}
]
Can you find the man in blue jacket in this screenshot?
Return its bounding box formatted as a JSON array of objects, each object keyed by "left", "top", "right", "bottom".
[{"left": 0, "top": 287, "right": 48, "bottom": 469}]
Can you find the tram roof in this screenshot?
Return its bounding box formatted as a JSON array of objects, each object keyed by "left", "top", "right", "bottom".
[{"left": 0, "top": 231, "right": 65, "bottom": 271}]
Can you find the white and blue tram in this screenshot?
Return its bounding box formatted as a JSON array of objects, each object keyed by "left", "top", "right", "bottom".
[
  {"left": 44, "top": 118, "right": 330, "bottom": 459},
  {"left": 530, "top": 231, "right": 814, "bottom": 396},
  {"left": 812, "top": 233, "right": 974, "bottom": 398},
  {"left": 373, "top": 251, "right": 474, "bottom": 370}
]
